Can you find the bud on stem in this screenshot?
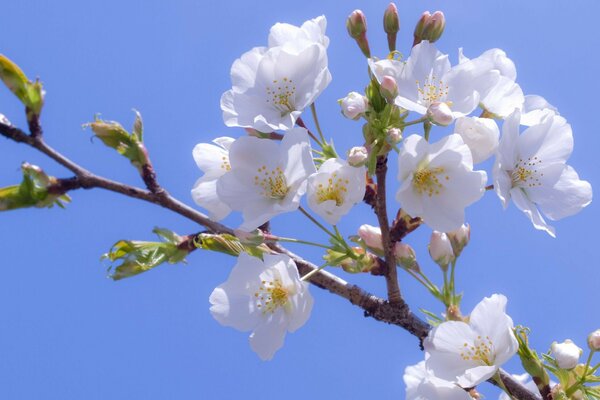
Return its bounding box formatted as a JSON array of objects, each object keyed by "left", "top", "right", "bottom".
[
  {"left": 383, "top": 3, "right": 400, "bottom": 52},
  {"left": 413, "top": 11, "right": 446, "bottom": 47},
  {"left": 347, "top": 10, "right": 371, "bottom": 58}
]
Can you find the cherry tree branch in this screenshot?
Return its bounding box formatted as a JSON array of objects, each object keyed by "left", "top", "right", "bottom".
[
  {"left": 374, "top": 155, "right": 403, "bottom": 305},
  {"left": 0, "top": 120, "right": 540, "bottom": 400}
]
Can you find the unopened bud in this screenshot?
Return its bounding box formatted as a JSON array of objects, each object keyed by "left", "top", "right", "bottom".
[
  {"left": 447, "top": 224, "right": 470, "bottom": 257},
  {"left": 347, "top": 10, "right": 367, "bottom": 38},
  {"left": 339, "top": 92, "right": 368, "bottom": 120},
  {"left": 234, "top": 229, "right": 265, "bottom": 246},
  {"left": 358, "top": 224, "right": 383, "bottom": 252},
  {"left": 393, "top": 242, "right": 418, "bottom": 271},
  {"left": 347, "top": 146, "right": 368, "bottom": 167},
  {"left": 413, "top": 11, "right": 446, "bottom": 46},
  {"left": 383, "top": 3, "right": 400, "bottom": 52},
  {"left": 551, "top": 339, "right": 582, "bottom": 369},
  {"left": 386, "top": 127, "right": 402, "bottom": 145},
  {"left": 380, "top": 75, "right": 398, "bottom": 102},
  {"left": 347, "top": 10, "right": 371, "bottom": 58},
  {"left": 427, "top": 102, "right": 454, "bottom": 126},
  {"left": 588, "top": 330, "right": 600, "bottom": 351},
  {"left": 429, "top": 231, "right": 455, "bottom": 270}
]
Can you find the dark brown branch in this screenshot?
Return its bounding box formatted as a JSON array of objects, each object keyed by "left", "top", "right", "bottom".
[
  {"left": 374, "top": 155, "right": 403, "bottom": 305},
  {"left": 0, "top": 119, "right": 541, "bottom": 400}
]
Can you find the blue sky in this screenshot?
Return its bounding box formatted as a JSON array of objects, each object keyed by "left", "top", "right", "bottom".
[{"left": 0, "top": 1, "right": 598, "bottom": 399}]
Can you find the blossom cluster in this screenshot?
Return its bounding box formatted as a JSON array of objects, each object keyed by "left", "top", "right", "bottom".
[{"left": 187, "top": 5, "right": 595, "bottom": 398}]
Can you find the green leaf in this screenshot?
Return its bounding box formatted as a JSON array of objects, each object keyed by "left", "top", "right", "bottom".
[
  {"left": 104, "top": 227, "right": 190, "bottom": 281},
  {"left": 0, "top": 163, "right": 70, "bottom": 211},
  {"left": 84, "top": 112, "right": 149, "bottom": 172},
  {"left": 0, "top": 54, "right": 44, "bottom": 114}
]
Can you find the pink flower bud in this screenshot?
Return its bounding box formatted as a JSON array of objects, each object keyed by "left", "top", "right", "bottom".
[
  {"left": 447, "top": 223, "right": 470, "bottom": 257},
  {"left": 380, "top": 75, "right": 398, "bottom": 102},
  {"left": 358, "top": 224, "right": 383, "bottom": 251},
  {"left": 588, "top": 330, "right": 600, "bottom": 351},
  {"left": 429, "top": 231, "right": 455, "bottom": 269},
  {"left": 551, "top": 339, "right": 582, "bottom": 369},
  {"left": 383, "top": 3, "right": 400, "bottom": 34},
  {"left": 340, "top": 92, "right": 368, "bottom": 120},
  {"left": 427, "top": 102, "right": 454, "bottom": 126},
  {"left": 413, "top": 11, "right": 446, "bottom": 46},
  {"left": 347, "top": 10, "right": 367, "bottom": 38},
  {"left": 347, "top": 146, "right": 368, "bottom": 167},
  {"left": 386, "top": 127, "right": 402, "bottom": 145},
  {"left": 393, "top": 242, "right": 419, "bottom": 272}
]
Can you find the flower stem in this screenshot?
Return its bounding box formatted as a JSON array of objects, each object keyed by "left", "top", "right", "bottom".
[
  {"left": 400, "top": 116, "right": 427, "bottom": 128},
  {"left": 298, "top": 206, "right": 337, "bottom": 238},
  {"left": 423, "top": 121, "right": 432, "bottom": 141},
  {"left": 296, "top": 116, "right": 323, "bottom": 147},
  {"left": 300, "top": 261, "right": 329, "bottom": 281},
  {"left": 310, "top": 103, "right": 326, "bottom": 143},
  {"left": 275, "top": 237, "right": 330, "bottom": 249}
]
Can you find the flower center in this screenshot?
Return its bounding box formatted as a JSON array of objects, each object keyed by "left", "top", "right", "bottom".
[
  {"left": 266, "top": 77, "right": 297, "bottom": 115},
  {"left": 416, "top": 74, "right": 449, "bottom": 107},
  {"left": 254, "top": 278, "right": 289, "bottom": 314},
  {"left": 254, "top": 165, "right": 289, "bottom": 200},
  {"left": 412, "top": 166, "right": 448, "bottom": 197},
  {"left": 316, "top": 172, "right": 349, "bottom": 206},
  {"left": 460, "top": 335, "right": 495, "bottom": 365},
  {"left": 510, "top": 157, "right": 543, "bottom": 188},
  {"left": 220, "top": 156, "right": 231, "bottom": 171}
]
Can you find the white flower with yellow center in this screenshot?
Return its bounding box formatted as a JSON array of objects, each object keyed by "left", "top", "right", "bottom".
[
  {"left": 209, "top": 252, "right": 313, "bottom": 361},
  {"left": 191, "top": 137, "right": 234, "bottom": 221},
  {"left": 424, "top": 294, "right": 519, "bottom": 388},
  {"left": 368, "top": 41, "right": 481, "bottom": 118},
  {"left": 221, "top": 20, "right": 331, "bottom": 132},
  {"left": 404, "top": 361, "right": 472, "bottom": 400},
  {"left": 216, "top": 127, "right": 316, "bottom": 231},
  {"left": 306, "top": 158, "right": 366, "bottom": 225},
  {"left": 493, "top": 110, "right": 592, "bottom": 237},
  {"left": 396, "top": 134, "right": 487, "bottom": 232}
]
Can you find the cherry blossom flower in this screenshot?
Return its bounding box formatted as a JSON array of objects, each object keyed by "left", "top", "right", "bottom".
[
  {"left": 339, "top": 92, "right": 368, "bottom": 120},
  {"left": 396, "top": 134, "right": 487, "bottom": 232},
  {"left": 306, "top": 158, "right": 366, "bottom": 225},
  {"left": 209, "top": 252, "right": 313, "bottom": 361},
  {"left": 221, "top": 17, "right": 331, "bottom": 132},
  {"left": 457, "top": 48, "right": 524, "bottom": 118},
  {"left": 404, "top": 361, "right": 471, "bottom": 400},
  {"left": 191, "top": 137, "right": 234, "bottom": 221},
  {"left": 424, "top": 294, "right": 519, "bottom": 387},
  {"left": 368, "top": 41, "right": 481, "bottom": 118},
  {"left": 493, "top": 110, "right": 592, "bottom": 237},
  {"left": 454, "top": 116, "right": 499, "bottom": 164},
  {"left": 216, "top": 127, "right": 316, "bottom": 231}
]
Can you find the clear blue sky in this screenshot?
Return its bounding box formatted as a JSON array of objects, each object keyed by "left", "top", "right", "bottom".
[{"left": 0, "top": 1, "right": 597, "bottom": 399}]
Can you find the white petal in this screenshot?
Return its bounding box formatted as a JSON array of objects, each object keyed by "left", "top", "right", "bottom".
[
  {"left": 231, "top": 47, "right": 267, "bottom": 92},
  {"left": 249, "top": 309, "right": 288, "bottom": 360},
  {"left": 518, "top": 114, "right": 573, "bottom": 165},
  {"left": 521, "top": 95, "right": 558, "bottom": 126},
  {"left": 456, "top": 365, "right": 498, "bottom": 388},
  {"left": 535, "top": 165, "right": 592, "bottom": 220},
  {"left": 454, "top": 117, "right": 499, "bottom": 164},
  {"left": 404, "top": 361, "right": 429, "bottom": 399},
  {"left": 280, "top": 128, "right": 316, "bottom": 187},
  {"left": 511, "top": 187, "right": 556, "bottom": 237},
  {"left": 192, "top": 139, "right": 231, "bottom": 179},
  {"left": 191, "top": 177, "right": 231, "bottom": 221}
]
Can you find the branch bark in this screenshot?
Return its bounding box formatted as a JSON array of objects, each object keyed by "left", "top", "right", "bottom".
[{"left": 0, "top": 120, "right": 541, "bottom": 400}]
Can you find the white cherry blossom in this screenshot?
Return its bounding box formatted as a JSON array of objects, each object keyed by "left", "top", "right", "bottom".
[
  {"left": 520, "top": 95, "right": 559, "bottom": 126},
  {"left": 396, "top": 134, "right": 487, "bottom": 232},
  {"left": 306, "top": 158, "right": 366, "bottom": 225},
  {"left": 551, "top": 339, "right": 582, "bottom": 369},
  {"left": 425, "top": 294, "right": 518, "bottom": 388},
  {"left": 454, "top": 116, "right": 499, "bottom": 164},
  {"left": 457, "top": 48, "right": 524, "bottom": 118},
  {"left": 368, "top": 41, "right": 480, "bottom": 118},
  {"left": 404, "top": 361, "right": 471, "bottom": 400},
  {"left": 221, "top": 21, "right": 331, "bottom": 132},
  {"left": 216, "top": 127, "right": 316, "bottom": 231},
  {"left": 493, "top": 110, "right": 592, "bottom": 237},
  {"left": 209, "top": 252, "right": 313, "bottom": 361},
  {"left": 191, "top": 137, "right": 234, "bottom": 220}
]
